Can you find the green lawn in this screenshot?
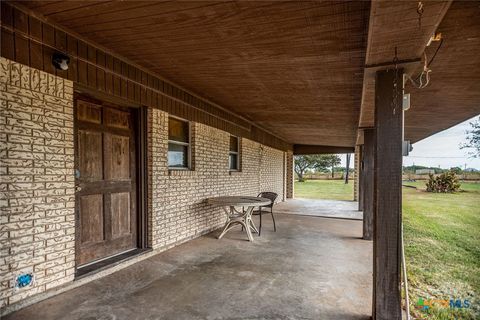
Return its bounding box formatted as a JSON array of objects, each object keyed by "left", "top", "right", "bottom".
[
  {"left": 295, "top": 179, "right": 480, "bottom": 319},
  {"left": 402, "top": 181, "right": 480, "bottom": 319},
  {"left": 294, "top": 179, "right": 354, "bottom": 201}
]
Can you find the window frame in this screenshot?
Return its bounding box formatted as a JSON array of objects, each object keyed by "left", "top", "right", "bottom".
[
  {"left": 228, "top": 135, "right": 240, "bottom": 171},
  {"left": 167, "top": 116, "right": 191, "bottom": 170}
]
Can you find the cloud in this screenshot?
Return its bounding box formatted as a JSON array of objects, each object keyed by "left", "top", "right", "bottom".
[{"left": 403, "top": 115, "right": 480, "bottom": 169}]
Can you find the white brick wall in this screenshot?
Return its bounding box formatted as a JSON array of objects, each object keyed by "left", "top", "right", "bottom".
[
  {"left": 0, "top": 58, "right": 75, "bottom": 308},
  {"left": 147, "top": 109, "right": 286, "bottom": 249},
  {"left": 1, "top": 58, "right": 287, "bottom": 310}
]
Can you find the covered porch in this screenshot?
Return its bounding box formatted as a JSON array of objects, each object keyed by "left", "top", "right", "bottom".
[
  {"left": 4, "top": 206, "right": 371, "bottom": 320},
  {"left": 276, "top": 198, "right": 363, "bottom": 220},
  {"left": 1, "top": 1, "right": 479, "bottom": 319}
]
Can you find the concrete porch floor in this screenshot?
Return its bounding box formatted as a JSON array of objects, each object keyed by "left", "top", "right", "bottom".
[
  {"left": 275, "top": 198, "right": 363, "bottom": 220},
  {"left": 5, "top": 208, "right": 372, "bottom": 320}
]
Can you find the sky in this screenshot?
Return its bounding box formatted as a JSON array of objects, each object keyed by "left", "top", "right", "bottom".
[
  {"left": 403, "top": 115, "right": 480, "bottom": 170},
  {"left": 340, "top": 115, "right": 480, "bottom": 170}
]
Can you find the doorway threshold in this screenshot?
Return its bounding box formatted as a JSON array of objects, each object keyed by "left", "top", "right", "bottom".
[{"left": 76, "top": 248, "right": 151, "bottom": 278}]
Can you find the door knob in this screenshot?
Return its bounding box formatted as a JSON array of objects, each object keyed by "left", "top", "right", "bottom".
[{"left": 75, "top": 186, "right": 82, "bottom": 192}]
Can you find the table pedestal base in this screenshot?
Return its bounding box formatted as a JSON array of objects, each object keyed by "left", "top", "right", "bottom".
[{"left": 218, "top": 206, "right": 258, "bottom": 241}]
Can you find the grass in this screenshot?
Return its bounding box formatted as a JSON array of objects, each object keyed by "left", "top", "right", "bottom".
[
  {"left": 295, "top": 179, "right": 480, "bottom": 319},
  {"left": 294, "top": 179, "right": 354, "bottom": 201},
  {"left": 402, "top": 181, "right": 480, "bottom": 320}
]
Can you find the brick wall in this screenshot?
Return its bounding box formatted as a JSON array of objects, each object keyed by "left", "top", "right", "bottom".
[
  {"left": 0, "top": 58, "right": 75, "bottom": 308},
  {"left": 148, "top": 109, "right": 286, "bottom": 249},
  {"left": 286, "top": 151, "right": 294, "bottom": 198},
  {"left": 1, "top": 58, "right": 287, "bottom": 311},
  {"left": 260, "top": 144, "right": 285, "bottom": 200}
]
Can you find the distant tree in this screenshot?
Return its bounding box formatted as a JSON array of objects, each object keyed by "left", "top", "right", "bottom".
[
  {"left": 294, "top": 154, "right": 340, "bottom": 181},
  {"left": 294, "top": 156, "right": 313, "bottom": 182},
  {"left": 323, "top": 154, "right": 341, "bottom": 178},
  {"left": 403, "top": 165, "right": 447, "bottom": 174},
  {"left": 449, "top": 166, "right": 462, "bottom": 175},
  {"left": 460, "top": 116, "right": 480, "bottom": 158}
]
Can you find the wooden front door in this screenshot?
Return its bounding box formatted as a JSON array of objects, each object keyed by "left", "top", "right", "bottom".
[{"left": 75, "top": 98, "right": 137, "bottom": 266}]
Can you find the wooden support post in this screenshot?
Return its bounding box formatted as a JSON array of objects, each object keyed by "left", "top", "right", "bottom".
[
  {"left": 373, "top": 68, "right": 403, "bottom": 320},
  {"left": 362, "top": 129, "right": 374, "bottom": 240}
]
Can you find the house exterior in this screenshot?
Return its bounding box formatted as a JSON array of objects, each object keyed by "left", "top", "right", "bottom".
[
  {"left": 0, "top": 55, "right": 292, "bottom": 307},
  {"left": 1, "top": 2, "right": 296, "bottom": 310},
  {"left": 1, "top": 1, "right": 479, "bottom": 319}
]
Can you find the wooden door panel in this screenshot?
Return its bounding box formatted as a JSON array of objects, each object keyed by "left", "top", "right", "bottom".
[
  {"left": 105, "top": 107, "right": 129, "bottom": 129},
  {"left": 105, "top": 134, "right": 130, "bottom": 180},
  {"left": 75, "top": 97, "right": 138, "bottom": 268},
  {"left": 79, "top": 194, "right": 104, "bottom": 243},
  {"left": 77, "top": 100, "right": 102, "bottom": 124},
  {"left": 111, "top": 192, "right": 131, "bottom": 238},
  {"left": 78, "top": 130, "right": 103, "bottom": 181}
]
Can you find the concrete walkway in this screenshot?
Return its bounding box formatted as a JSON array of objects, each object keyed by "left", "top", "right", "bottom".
[
  {"left": 275, "top": 198, "right": 363, "bottom": 220},
  {"left": 5, "top": 214, "right": 372, "bottom": 320}
]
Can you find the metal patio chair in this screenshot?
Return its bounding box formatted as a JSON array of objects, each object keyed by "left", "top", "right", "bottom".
[{"left": 252, "top": 192, "right": 278, "bottom": 236}]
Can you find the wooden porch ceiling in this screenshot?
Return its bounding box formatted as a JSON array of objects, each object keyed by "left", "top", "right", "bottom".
[
  {"left": 358, "top": 0, "right": 452, "bottom": 131},
  {"left": 405, "top": 1, "right": 480, "bottom": 143},
  {"left": 359, "top": 0, "right": 480, "bottom": 144},
  {"left": 14, "top": 1, "right": 480, "bottom": 147}
]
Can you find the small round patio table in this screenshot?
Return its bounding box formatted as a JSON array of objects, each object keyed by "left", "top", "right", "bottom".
[{"left": 207, "top": 196, "right": 272, "bottom": 242}]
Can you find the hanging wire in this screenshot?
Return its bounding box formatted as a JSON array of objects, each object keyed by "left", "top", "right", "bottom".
[
  {"left": 406, "top": 2, "right": 446, "bottom": 90},
  {"left": 405, "top": 49, "right": 433, "bottom": 89},
  {"left": 426, "top": 37, "right": 443, "bottom": 68},
  {"left": 392, "top": 47, "right": 399, "bottom": 115},
  {"left": 417, "top": 2, "right": 424, "bottom": 30}
]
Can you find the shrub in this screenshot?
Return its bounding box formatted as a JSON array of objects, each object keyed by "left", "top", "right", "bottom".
[{"left": 425, "top": 171, "right": 461, "bottom": 193}]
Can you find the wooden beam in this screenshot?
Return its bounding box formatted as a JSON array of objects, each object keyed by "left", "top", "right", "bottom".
[
  {"left": 362, "top": 129, "right": 374, "bottom": 240},
  {"left": 293, "top": 145, "right": 354, "bottom": 155},
  {"left": 373, "top": 69, "right": 403, "bottom": 320},
  {"left": 365, "top": 58, "right": 421, "bottom": 71}
]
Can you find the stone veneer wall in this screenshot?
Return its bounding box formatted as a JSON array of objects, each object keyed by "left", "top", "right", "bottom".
[
  {"left": 148, "top": 109, "right": 286, "bottom": 249},
  {"left": 0, "top": 58, "right": 287, "bottom": 311},
  {"left": 0, "top": 58, "right": 76, "bottom": 308}
]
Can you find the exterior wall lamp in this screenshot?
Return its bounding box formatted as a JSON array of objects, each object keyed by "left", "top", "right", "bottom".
[{"left": 52, "top": 52, "right": 70, "bottom": 70}]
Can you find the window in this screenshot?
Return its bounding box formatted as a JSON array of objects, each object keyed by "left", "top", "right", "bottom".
[
  {"left": 229, "top": 136, "right": 239, "bottom": 170},
  {"left": 168, "top": 117, "right": 190, "bottom": 169}
]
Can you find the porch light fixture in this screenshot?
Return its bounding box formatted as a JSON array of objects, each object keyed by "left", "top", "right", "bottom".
[{"left": 52, "top": 52, "right": 70, "bottom": 71}]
